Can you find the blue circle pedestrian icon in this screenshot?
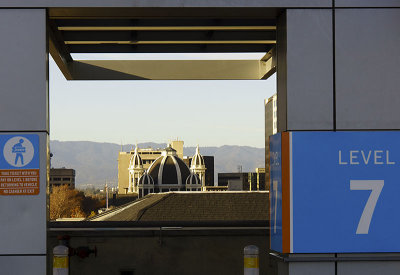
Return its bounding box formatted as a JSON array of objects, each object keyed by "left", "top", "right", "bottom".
[
  {"left": 13, "top": 139, "right": 26, "bottom": 165},
  {"left": 3, "top": 136, "right": 34, "bottom": 168}
]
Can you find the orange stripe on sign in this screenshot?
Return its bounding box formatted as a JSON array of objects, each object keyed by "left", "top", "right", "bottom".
[{"left": 281, "top": 132, "right": 291, "bottom": 253}]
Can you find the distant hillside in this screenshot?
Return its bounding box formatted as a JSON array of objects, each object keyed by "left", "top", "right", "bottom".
[{"left": 50, "top": 141, "right": 265, "bottom": 188}]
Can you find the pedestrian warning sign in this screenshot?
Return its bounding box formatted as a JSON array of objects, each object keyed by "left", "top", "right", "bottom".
[{"left": 0, "top": 135, "right": 39, "bottom": 195}]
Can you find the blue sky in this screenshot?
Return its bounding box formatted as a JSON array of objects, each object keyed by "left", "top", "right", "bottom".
[{"left": 49, "top": 54, "right": 276, "bottom": 148}]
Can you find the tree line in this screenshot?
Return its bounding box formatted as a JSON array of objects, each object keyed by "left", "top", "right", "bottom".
[{"left": 50, "top": 185, "right": 105, "bottom": 220}]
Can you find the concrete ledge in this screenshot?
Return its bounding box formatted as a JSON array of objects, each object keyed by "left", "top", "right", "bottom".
[{"left": 0, "top": 0, "right": 332, "bottom": 8}]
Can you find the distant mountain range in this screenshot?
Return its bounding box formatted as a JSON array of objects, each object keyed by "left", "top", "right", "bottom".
[{"left": 50, "top": 140, "right": 265, "bottom": 188}]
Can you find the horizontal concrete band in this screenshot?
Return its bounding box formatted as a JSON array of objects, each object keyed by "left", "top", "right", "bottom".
[
  {"left": 3, "top": 1, "right": 400, "bottom": 8},
  {"left": 0, "top": 0, "right": 333, "bottom": 8},
  {"left": 271, "top": 253, "right": 400, "bottom": 262}
]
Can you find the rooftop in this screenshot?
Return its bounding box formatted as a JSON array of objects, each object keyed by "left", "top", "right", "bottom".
[{"left": 90, "top": 191, "right": 269, "bottom": 222}]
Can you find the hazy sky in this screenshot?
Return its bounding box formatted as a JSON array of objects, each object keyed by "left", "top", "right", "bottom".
[{"left": 49, "top": 54, "right": 276, "bottom": 148}]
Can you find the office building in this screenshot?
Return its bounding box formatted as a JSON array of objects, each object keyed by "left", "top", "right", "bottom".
[
  {"left": 218, "top": 168, "right": 266, "bottom": 191},
  {"left": 265, "top": 94, "right": 277, "bottom": 191},
  {"left": 49, "top": 168, "right": 76, "bottom": 191}
]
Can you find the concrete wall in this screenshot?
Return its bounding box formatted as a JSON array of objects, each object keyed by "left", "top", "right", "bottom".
[
  {"left": 0, "top": 0, "right": 332, "bottom": 8},
  {"left": 335, "top": 9, "right": 400, "bottom": 129},
  {"left": 0, "top": 9, "right": 48, "bottom": 275},
  {"left": 48, "top": 228, "right": 272, "bottom": 275},
  {"left": 277, "top": 7, "right": 400, "bottom": 132},
  {"left": 277, "top": 9, "right": 334, "bottom": 131},
  {"left": 0, "top": 9, "right": 48, "bottom": 132}
]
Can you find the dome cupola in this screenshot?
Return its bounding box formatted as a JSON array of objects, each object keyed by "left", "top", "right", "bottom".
[
  {"left": 128, "top": 145, "right": 145, "bottom": 194},
  {"left": 162, "top": 143, "right": 177, "bottom": 157},
  {"left": 139, "top": 172, "right": 154, "bottom": 185},
  {"left": 147, "top": 144, "right": 190, "bottom": 187},
  {"left": 186, "top": 172, "right": 201, "bottom": 185},
  {"left": 191, "top": 145, "right": 205, "bottom": 168},
  {"left": 185, "top": 172, "right": 202, "bottom": 191},
  {"left": 129, "top": 145, "right": 143, "bottom": 169},
  {"left": 138, "top": 171, "right": 155, "bottom": 197},
  {"left": 189, "top": 145, "right": 206, "bottom": 189}
]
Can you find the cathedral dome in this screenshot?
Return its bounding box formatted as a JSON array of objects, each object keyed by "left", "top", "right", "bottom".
[
  {"left": 139, "top": 172, "right": 154, "bottom": 185},
  {"left": 147, "top": 144, "right": 190, "bottom": 186},
  {"left": 191, "top": 145, "right": 205, "bottom": 168},
  {"left": 186, "top": 172, "right": 201, "bottom": 185},
  {"left": 129, "top": 146, "right": 143, "bottom": 169}
]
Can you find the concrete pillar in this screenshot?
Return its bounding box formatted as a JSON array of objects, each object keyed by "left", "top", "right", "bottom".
[
  {"left": 274, "top": 6, "right": 400, "bottom": 275},
  {"left": 277, "top": 9, "right": 334, "bottom": 132},
  {"left": 0, "top": 9, "right": 48, "bottom": 274}
]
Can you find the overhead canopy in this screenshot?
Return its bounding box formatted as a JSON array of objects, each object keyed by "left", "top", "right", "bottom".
[{"left": 48, "top": 7, "right": 278, "bottom": 80}]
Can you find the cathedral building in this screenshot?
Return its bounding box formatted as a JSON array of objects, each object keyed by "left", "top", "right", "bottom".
[
  {"left": 118, "top": 140, "right": 184, "bottom": 194},
  {"left": 119, "top": 141, "right": 208, "bottom": 197}
]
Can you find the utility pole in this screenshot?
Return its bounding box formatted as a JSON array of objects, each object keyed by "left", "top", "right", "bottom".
[{"left": 105, "top": 181, "right": 109, "bottom": 210}]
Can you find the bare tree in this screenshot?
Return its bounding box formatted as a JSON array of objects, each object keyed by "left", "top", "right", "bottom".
[
  {"left": 50, "top": 185, "right": 105, "bottom": 220},
  {"left": 50, "top": 185, "right": 85, "bottom": 220}
]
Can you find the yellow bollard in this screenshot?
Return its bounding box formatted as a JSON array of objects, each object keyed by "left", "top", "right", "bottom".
[
  {"left": 53, "top": 237, "right": 69, "bottom": 275},
  {"left": 244, "top": 245, "right": 259, "bottom": 275}
]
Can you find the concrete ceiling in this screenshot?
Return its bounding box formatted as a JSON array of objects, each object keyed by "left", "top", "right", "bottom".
[{"left": 48, "top": 7, "right": 279, "bottom": 80}]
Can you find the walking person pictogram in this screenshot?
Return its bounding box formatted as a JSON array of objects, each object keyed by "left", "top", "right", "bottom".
[
  {"left": 12, "top": 139, "right": 26, "bottom": 165},
  {"left": 3, "top": 136, "right": 35, "bottom": 168}
]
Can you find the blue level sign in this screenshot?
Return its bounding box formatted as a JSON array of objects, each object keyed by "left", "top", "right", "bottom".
[
  {"left": 270, "top": 132, "right": 292, "bottom": 253},
  {"left": 270, "top": 133, "right": 283, "bottom": 252},
  {"left": 0, "top": 134, "right": 39, "bottom": 169},
  {"left": 291, "top": 131, "right": 400, "bottom": 253}
]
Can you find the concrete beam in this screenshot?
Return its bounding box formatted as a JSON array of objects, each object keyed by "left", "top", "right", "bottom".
[
  {"left": 68, "top": 59, "right": 275, "bottom": 80},
  {"left": 59, "top": 26, "right": 276, "bottom": 31},
  {"left": 65, "top": 40, "right": 276, "bottom": 45},
  {"left": 0, "top": 0, "right": 332, "bottom": 8},
  {"left": 48, "top": 7, "right": 282, "bottom": 19},
  {"left": 48, "top": 21, "right": 74, "bottom": 80},
  {"left": 67, "top": 43, "right": 272, "bottom": 53},
  {"left": 336, "top": 0, "right": 400, "bottom": 7},
  {"left": 260, "top": 48, "right": 276, "bottom": 79}
]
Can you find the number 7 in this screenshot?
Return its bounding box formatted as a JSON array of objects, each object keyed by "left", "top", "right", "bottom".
[
  {"left": 350, "top": 180, "right": 384, "bottom": 234},
  {"left": 272, "top": 180, "right": 278, "bottom": 233}
]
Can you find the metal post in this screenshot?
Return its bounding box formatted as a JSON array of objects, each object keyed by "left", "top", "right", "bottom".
[
  {"left": 244, "top": 245, "right": 259, "bottom": 275},
  {"left": 105, "top": 182, "right": 109, "bottom": 210}
]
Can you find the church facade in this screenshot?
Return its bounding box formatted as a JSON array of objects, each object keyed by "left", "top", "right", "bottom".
[{"left": 118, "top": 142, "right": 207, "bottom": 197}]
